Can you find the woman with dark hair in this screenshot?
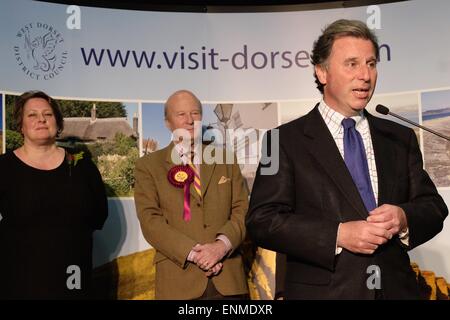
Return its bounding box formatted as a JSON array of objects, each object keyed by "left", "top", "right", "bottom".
[{"left": 0, "top": 91, "right": 108, "bottom": 299}]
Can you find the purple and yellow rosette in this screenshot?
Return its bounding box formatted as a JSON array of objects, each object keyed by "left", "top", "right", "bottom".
[{"left": 167, "top": 165, "right": 195, "bottom": 221}]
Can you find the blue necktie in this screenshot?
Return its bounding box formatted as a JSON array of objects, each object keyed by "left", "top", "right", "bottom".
[{"left": 342, "top": 118, "right": 377, "bottom": 212}]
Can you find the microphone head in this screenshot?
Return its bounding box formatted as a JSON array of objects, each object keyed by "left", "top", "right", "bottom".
[{"left": 376, "top": 104, "right": 390, "bottom": 115}]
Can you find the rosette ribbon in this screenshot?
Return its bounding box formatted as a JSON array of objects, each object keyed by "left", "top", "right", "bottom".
[{"left": 167, "top": 165, "right": 195, "bottom": 221}]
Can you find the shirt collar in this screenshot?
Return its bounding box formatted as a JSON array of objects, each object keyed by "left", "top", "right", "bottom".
[
  {"left": 174, "top": 143, "right": 190, "bottom": 164},
  {"left": 174, "top": 143, "right": 202, "bottom": 165},
  {"left": 318, "top": 100, "right": 367, "bottom": 137}
]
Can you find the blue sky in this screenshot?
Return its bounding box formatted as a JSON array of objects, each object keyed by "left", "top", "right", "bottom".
[
  {"left": 142, "top": 103, "right": 170, "bottom": 148},
  {"left": 123, "top": 102, "right": 138, "bottom": 127},
  {"left": 421, "top": 89, "right": 450, "bottom": 112}
]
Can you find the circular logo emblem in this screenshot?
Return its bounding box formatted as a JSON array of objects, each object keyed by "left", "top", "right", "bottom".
[
  {"left": 13, "top": 22, "right": 68, "bottom": 80},
  {"left": 174, "top": 171, "right": 188, "bottom": 183}
]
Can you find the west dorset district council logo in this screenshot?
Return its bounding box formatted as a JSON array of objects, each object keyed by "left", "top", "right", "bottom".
[{"left": 13, "top": 22, "right": 68, "bottom": 80}]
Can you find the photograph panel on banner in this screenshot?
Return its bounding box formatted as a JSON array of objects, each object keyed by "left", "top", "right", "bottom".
[
  {"left": 421, "top": 89, "right": 450, "bottom": 188},
  {"left": 366, "top": 92, "right": 421, "bottom": 143},
  {"left": 4, "top": 94, "right": 139, "bottom": 197}
]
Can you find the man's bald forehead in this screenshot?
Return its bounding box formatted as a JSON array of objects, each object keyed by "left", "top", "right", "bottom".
[{"left": 164, "top": 90, "right": 202, "bottom": 118}]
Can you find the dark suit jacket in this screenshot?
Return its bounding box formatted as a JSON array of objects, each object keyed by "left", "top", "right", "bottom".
[{"left": 246, "top": 105, "right": 448, "bottom": 299}]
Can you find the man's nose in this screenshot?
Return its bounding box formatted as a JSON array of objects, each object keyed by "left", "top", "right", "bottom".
[{"left": 358, "top": 65, "right": 370, "bottom": 81}]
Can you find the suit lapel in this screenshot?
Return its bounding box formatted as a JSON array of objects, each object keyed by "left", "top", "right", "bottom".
[
  {"left": 199, "top": 144, "right": 216, "bottom": 198},
  {"left": 303, "top": 106, "right": 368, "bottom": 219},
  {"left": 366, "top": 112, "right": 397, "bottom": 206}
]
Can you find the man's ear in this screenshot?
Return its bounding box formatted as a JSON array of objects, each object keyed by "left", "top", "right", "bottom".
[
  {"left": 315, "top": 64, "right": 327, "bottom": 86},
  {"left": 164, "top": 119, "right": 171, "bottom": 131}
]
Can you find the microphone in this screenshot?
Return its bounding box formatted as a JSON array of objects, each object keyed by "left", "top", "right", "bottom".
[{"left": 375, "top": 104, "right": 450, "bottom": 141}]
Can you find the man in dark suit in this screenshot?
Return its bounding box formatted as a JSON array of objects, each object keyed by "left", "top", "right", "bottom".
[{"left": 246, "top": 19, "right": 448, "bottom": 299}]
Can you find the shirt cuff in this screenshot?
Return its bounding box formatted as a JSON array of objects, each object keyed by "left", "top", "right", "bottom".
[
  {"left": 335, "top": 223, "right": 343, "bottom": 255},
  {"left": 398, "top": 227, "right": 409, "bottom": 246},
  {"left": 216, "top": 234, "right": 232, "bottom": 253}
]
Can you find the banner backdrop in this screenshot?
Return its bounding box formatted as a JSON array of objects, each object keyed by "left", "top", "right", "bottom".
[{"left": 1, "top": 0, "right": 449, "bottom": 298}]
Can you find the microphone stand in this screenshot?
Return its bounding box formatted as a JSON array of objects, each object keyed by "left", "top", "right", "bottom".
[{"left": 376, "top": 105, "right": 450, "bottom": 141}]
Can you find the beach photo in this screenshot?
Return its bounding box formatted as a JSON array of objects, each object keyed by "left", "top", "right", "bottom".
[
  {"left": 421, "top": 89, "right": 450, "bottom": 187},
  {"left": 366, "top": 92, "right": 421, "bottom": 142}
]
